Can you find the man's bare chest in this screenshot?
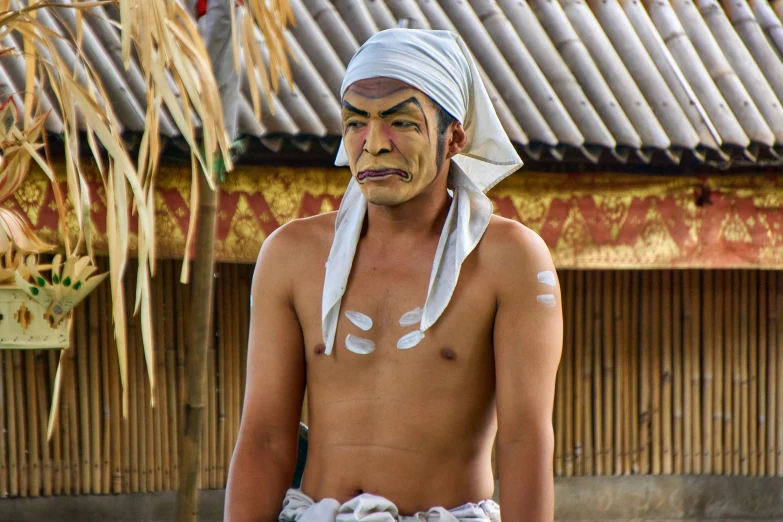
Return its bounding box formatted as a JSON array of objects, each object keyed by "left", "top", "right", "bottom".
[{"left": 293, "top": 245, "right": 497, "bottom": 367}]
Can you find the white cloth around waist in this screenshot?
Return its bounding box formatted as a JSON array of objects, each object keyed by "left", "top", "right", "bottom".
[{"left": 279, "top": 488, "right": 501, "bottom": 522}]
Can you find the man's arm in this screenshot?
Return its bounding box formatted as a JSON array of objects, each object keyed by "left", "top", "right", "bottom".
[
  {"left": 492, "top": 221, "right": 563, "bottom": 522},
  {"left": 225, "top": 225, "right": 306, "bottom": 522}
]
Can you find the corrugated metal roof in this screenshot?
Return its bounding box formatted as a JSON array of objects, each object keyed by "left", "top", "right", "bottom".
[{"left": 5, "top": 0, "right": 783, "bottom": 165}]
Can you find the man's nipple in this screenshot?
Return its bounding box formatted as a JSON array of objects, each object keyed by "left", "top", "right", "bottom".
[
  {"left": 314, "top": 343, "right": 326, "bottom": 355},
  {"left": 440, "top": 347, "right": 457, "bottom": 361}
]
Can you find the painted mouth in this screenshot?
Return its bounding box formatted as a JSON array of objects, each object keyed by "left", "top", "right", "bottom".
[{"left": 357, "top": 169, "right": 409, "bottom": 181}]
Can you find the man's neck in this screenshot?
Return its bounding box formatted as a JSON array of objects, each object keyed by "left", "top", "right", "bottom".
[{"left": 363, "top": 182, "right": 452, "bottom": 247}]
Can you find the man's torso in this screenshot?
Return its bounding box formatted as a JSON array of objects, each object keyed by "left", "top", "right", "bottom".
[{"left": 285, "top": 212, "right": 502, "bottom": 515}]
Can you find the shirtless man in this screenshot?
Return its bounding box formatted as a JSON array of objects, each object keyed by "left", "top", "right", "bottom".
[{"left": 225, "top": 29, "right": 563, "bottom": 521}]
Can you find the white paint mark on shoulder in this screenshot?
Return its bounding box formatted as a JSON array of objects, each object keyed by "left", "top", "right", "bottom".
[
  {"left": 398, "top": 307, "right": 423, "bottom": 327},
  {"left": 344, "top": 310, "right": 373, "bottom": 331},
  {"left": 249, "top": 295, "right": 253, "bottom": 308},
  {"left": 345, "top": 334, "right": 375, "bottom": 355},
  {"left": 537, "top": 270, "right": 557, "bottom": 287},
  {"left": 397, "top": 330, "right": 425, "bottom": 349},
  {"left": 537, "top": 294, "right": 556, "bottom": 308}
]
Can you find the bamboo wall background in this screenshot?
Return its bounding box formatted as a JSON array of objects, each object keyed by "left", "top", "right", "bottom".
[{"left": 0, "top": 265, "right": 780, "bottom": 498}]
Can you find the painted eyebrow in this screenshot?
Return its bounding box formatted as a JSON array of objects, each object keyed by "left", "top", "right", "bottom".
[
  {"left": 378, "top": 97, "right": 426, "bottom": 119},
  {"left": 342, "top": 100, "right": 370, "bottom": 118},
  {"left": 342, "top": 96, "right": 429, "bottom": 135}
]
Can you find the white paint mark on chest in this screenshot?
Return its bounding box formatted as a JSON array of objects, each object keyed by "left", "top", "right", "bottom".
[
  {"left": 398, "top": 307, "right": 423, "bottom": 327},
  {"left": 537, "top": 270, "right": 557, "bottom": 287},
  {"left": 344, "top": 310, "right": 373, "bottom": 331},
  {"left": 537, "top": 294, "right": 556, "bottom": 308},
  {"left": 345, "top": 334, "right": 375, "bottom": 355},
  {"left": 397, "top": 330, "right": 425, "bottom": 349}
]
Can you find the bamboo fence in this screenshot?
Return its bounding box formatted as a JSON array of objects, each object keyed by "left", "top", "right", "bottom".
[
  {"left": 0, "top": 266, "right": 781, "bottom": 497},
  {"left": 550, "top": 269, "right": 783, "bottom": 477}
]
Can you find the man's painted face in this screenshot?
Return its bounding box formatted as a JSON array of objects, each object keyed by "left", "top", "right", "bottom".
[{"left": 341, "top": 78, "right": 449, "bottom": 206}]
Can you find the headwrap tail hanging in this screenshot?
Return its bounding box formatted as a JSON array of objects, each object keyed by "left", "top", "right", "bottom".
[{"left": 323, "top": 29, "right": 524, "bottom": 355}]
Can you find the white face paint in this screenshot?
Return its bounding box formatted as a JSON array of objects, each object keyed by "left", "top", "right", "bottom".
[
  {"left": 397, "top": 330, "right": 425, "bottom": 349},
  {"left": 399, "top": 307, "right": 423, "bottom": 327},
  {"left": 537, "top": 270, "right": 557, "bottom": 287},
  {"left": 344, "top": 310, "right": 373, "bottom": 331},
  {"left": 537, "top": 294, "right": 556, "bottom": 308},
  {"left": 345, "top": 334, "right": 375, "bottom": 354},
  {"left": 249, "top": 295, "right": 253, "bottom": 308}
]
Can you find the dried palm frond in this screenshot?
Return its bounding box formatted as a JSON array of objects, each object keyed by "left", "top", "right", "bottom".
[{"left": 2, "top": 0, "right": 293, "bottom": 429}]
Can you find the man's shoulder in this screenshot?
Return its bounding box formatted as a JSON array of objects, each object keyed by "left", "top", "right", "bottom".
[
  {"left": 255, "top": 212, "right": 337, "bottom": 267},
  {"left": 479, "top": 215, "right": 553, "bottom": 279}
]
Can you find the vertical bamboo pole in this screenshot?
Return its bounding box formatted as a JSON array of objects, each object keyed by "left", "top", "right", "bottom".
[
  {"left": 651, "top": 272, "right": 662, "bottom": 475},
  {"left": 36, "top": 352, "right": 51, "bottom": 496},
  {"left": 120, "top": 275, "right": 131, "bottom": 492},
  {"left": 673, "top": 271, "right": 683, "bottom": 474},
  {"left": 238, "top": 265, "right": 250, "bottom": 414},
  {"left": 732, "top": 271, "right": 741, "bottom": 475},
  {"left": 602, "top": 271, "right": 614, "bottom": 475},
  {"left": 593, "top": 272, "right": 603, "bottom": 475},
  {"left": 613, "top": 271, "right": 624, "bottom": 474},
  {"left": 776, "top": 270, "right": 783, "bottom": 475},
  {"left": 175, "top": 259, "right": 187, "bottom": 440},
  {"left": 584, "top": 271, "right": 594, "bottom": 475},
  {"left": 739, "top": 271, "right": 749, "bottom": 475},
  {"left": 724, "top": 271, "right": 735, "bottom": 475},
  {"left": 47, "top": 350, "right": 62, "bottom": 495},
  {"left": 126, "top": 270, "right": 139, "bottom": 493},
  {"left": 13, "top": 351, "right": 28, "bottom": 496},
  {"left": 640, "top": 271, "right": 651, "bottom": 474},
  {"left": 714, "top": 271, "right": 725, "bottom": 475},
  {"left": 164, "top": 261, "right": 180, "bottom": 490},
  {"left": 87, "top": 288, "right": 101, "bottom": 492},
  {"left": 59, "top": 345, "right": 71, "bottom": 495},
  {"left": 574, "top": 271, "right": 584, "bottom": 475},
  {"left": 108, "top": 314, "right": 122, "bottom": 493},
  {"left": 216, "top": 268, "right": 227, "bottom": 485},
  {"left": 230, "top": 264, "right": 242, "bottom": 474},
  {"left": 151, "top": 276, "right": 163, "bottom": 490},
  {"left": 702, "top": 271, "right": 714, "bottom": 474},
  {"left": 178, "top": 171, "right": 220, "bottom": 522},
  {"left": 136, "top": 292, "right": 149, "bottom": 493},
  {"left": 564, "top": 271, "right": 574, "bottom": 477},
  {"left": 25, "top": 351, "right": 40, "bottom": 496},
  {"left": 759, "top": 271, "right": 767, "bottom": 476},
  {"left": 630, "top": 272, "right": 640, "bottom": 474},
  {"left": 682, "top": 271, "right": 692, "bottom": 474},
  {"left": 65, "top": 329, "right": 79, "bottom": 494},
  {"left": 154, "top": 272, "right": 170, "bottom": 491},
  {"left": 224, "top": 264, "right": 235, "bottom": 483},
  {"left": 691, "top": 271, "right": 702, "bottom": 474},
  {"left": 0, "top": 353, "right": 8, "bottom": 497},
  {"left": 144, "top": 318, "right": 155, "bottom": 492},
  {"left": 75, "top": 303, "right": 89, "bottom": 493},
  {"left": 4, "top": 350, "right": 18, "bottom": 497},
  {"left": 750, "top": 271, "right": 758, "bottom": 475},
  {"left": 100, "top": 271, "right": 111, "bottom": 494},
  {"left": 661, "top": 271, "right": 673, "bottom": 474},
  {"left": 208, "top": 327, "right": 218, "bottom": 488},
  {"left": 766, "top": 271, "right": 777, "bottom": 475},
  {"left": 621, "top": 272, "right": 631, "bottom": 474}
]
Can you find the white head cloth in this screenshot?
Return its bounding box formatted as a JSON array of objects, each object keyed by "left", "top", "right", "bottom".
[{"left": 322, "top": 29, "right": 523, "bottom": 355}]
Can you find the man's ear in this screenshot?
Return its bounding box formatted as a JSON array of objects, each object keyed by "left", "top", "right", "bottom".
[{"left": 446, "top": 122, "right": 468, "bottom": 159}]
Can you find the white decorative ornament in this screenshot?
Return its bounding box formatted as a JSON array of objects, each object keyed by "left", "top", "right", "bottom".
[
  {"left": 397, "top": 330, "right": 425, "bottom": 349},
  {"left": 537, "top": 270, "right": 557, "bottom": 287},
  {"left": 537, "top": 294, "right": 556, "bottom": 308},
  {"left": 345, "top": 310, "right": 373, "bottom": 331},
  {"left": 398, "top": 307, "right": 423, "bottom": 327},
  {"left": 345, "top": 334, "right": 375, "bottom": 355}
]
